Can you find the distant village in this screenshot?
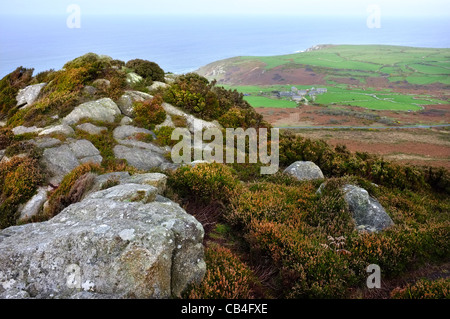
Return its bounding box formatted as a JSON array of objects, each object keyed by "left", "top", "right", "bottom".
[{"left": 274, "top": 87, "right": 328, "bottom": 102}]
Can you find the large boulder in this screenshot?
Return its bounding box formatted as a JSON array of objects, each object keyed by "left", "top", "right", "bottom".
[
  {"left": 0, "top": 182, "right": 206, "bottom": 299},
  {"left": 41, "top": 145, "right": 80, "bottom": 184},
  {"left": 41, "top": 140, "right": 103, "bottom": 184},
  {"left": 343, "top": 185, "right": 394, "bottom": 233},
  {"left": 283, "top": 161, "right": 324, "bottom": 181},
  {"left": 63, "top": 98, "right": 121, "bottom": 125},
  {"left": 16, "top": 83, "right": 46, "bottom": 108}
]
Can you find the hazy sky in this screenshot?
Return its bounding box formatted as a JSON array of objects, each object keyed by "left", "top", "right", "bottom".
[{"left": 1, "top": 0, "right": 449, "bottom": 17}]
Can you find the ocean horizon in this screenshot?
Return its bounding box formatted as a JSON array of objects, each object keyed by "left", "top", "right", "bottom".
[{"left": 1, "top": 14, "right": 449, "bottom": 78}]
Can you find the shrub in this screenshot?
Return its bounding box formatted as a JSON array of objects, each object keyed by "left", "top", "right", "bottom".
[
  {"left": 0, "top": 128, "right": 13, "bottom": 149},
  {"left": 125, "top": 59, "right": 165, "bottom": 82},
  {"left": 0, "top": 156, "right": 45, "bottom": 229},
  {"left": 185, "top": 244, "right": 259, "bottom": 299},
  {"left": 133, "top": 95, "right": 167, "bottom": 130},
  {"left": 154, "top": 126, "right": 176, "bottom": 147},
  {"left": 163, "top": 73, "right": 267, "bottom": 128},
  {"left": 391, "top": 278, "right": 449, "bottom": 299},
  {"left": 168, "top": 163, "right": 239, "bottom": 204},
  {"left": 44, "top": 163, "right": 103, "bottom": 219},
  {"left": 0, "top": 66, "right": 34, "bottom": 117}
]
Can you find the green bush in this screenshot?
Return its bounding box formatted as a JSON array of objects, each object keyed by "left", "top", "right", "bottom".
[
  {"left": 133, "top": 95, "right": 167, "bottom": 129},
  {"left": 154, "top": 126, "right": 176, "bottom": 147},
  {"left": 163, "top": 73, "right": 267, "bottom": 128},
  {"left": 168, "top": 162, "right": 239, "bottom": 204},
  {"left": 125, "top": 59, "right": 165, "bottom": 82}
]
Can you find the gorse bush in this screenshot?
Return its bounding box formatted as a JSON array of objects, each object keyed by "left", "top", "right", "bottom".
[
  {"left": 0, "top": 156, "right": 45, "bottom": 229},
  {"left": 168, "top": 163, "right": 240, "bottom": 204},
  {"left": 125, "top": 59, "right": 165, "bottom": 82},
  {"left": 185, "top": 244, "right": 259, "bottom": 299},
  {"left": 133, "top": 95, "right": 167, "bottom": 130}
]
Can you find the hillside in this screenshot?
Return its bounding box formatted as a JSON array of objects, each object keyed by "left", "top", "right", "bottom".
[
  {"left": 197, "top": 44, "right": 450, "bottom": 87},
  {"left": 0, "top": 53, "right": 449, "bottom": 300}
]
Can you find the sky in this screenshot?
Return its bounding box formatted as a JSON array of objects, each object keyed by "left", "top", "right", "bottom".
[{"left": 1, "top": 0, "right": 449, "bottom": 17}]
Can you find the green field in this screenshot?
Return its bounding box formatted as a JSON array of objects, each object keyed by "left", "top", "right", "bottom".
[
  {"left": 223, "top": 84, "right": 448, "bottom": 111},
  {"left": 239, "top": 45, "right": 450, "bottom": 86}
]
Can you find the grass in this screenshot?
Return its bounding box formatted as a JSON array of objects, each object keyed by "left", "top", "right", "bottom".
[
  {"left": 223, "top": 85, "right": 448, "bottom": 111},
  {"left": 243, "top": 96, "right": 297, "bottom": 108},
  {"left": 236, "top": 45, "right": 450, "bottom": 86}
]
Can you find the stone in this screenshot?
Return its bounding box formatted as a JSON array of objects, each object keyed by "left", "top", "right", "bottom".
[
  {"left": 39, "top": 124, "right": 75, "bottom": 137},
  {"left": 86, "top": 183, "right": 158, "bottom": 204},
  {"left": 82, "top": 85, "right": 97, "bottom": 96},
  {"left": 148, "top": 81, "right": 169, "bottom": 91},
  {"left": 12, "top": 126, "right": 43, "bottom": 136},
  {"left": 125, "top": 173, "right": 167, "bottom": 194},
  {"left": 30, "top": 137, "right": 62, "bottom": 149},
  {"left": 161, "top": 102, "right": 221, "bottom": 133},
  {"left": 283, "top": 161, "right": 324, "bottom": 181},
  {"left": 18, "top": 187, "right": 48, "bottom": 221},
  {"left": 113, "top": 145, "right": 166, "bottom": 171},
  {"left": 113, "top": 125, "right": 153, "bottom": 140},
  {"left": 92, "top": 79, "right": 110, "bottom": 90},
  {"left": 120, "top": 116, "right": 133, "bottom": 125},
  {"left": 0, "top": 121, "right": 6, "bottom": 127},
  {"left": 0, "top": 150, "right": 4, "bottom": 161},
  {"left": 41, "top": 145, "right": 80, "bottom": 185},
  {"left": 16, "top": 83, "right": 46, "bottom": 107},
  {"left": 343, "top": 184, "right": 394, "bottom": 233},
  {"left": 76, "top": 123, "right": 107, "bottom": 135},
  {"left": 117, "top": 91, "right": 153, "bottom": 117},
  {"left": 126, "top": 72, "right": 143, "bottom": 85},
  {"left": 68, "top": 139, "right": 101, "bottom": 159},
  {"left": 0, "top": 184, "right": 205, "bottom": 299},
  {"left": 63, "top": 98, "right": 121, "bottom": 125},
  {"left": 79, "top": 155, "right": 103, "bottom": 165}
]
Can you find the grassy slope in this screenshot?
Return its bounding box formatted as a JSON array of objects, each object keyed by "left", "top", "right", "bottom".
[
  {"left": 239, "top": 45, "right": 450, "bottom": 84},
  {"left": 214, "top": 45, "right": 450, "bottom": 111}
]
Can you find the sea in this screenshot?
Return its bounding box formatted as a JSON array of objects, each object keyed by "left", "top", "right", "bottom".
[{"left": 1, "top": 14, "right": 449, "bottom": 78}]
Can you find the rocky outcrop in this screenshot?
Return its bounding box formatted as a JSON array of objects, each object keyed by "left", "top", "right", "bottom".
[
  {"left": 63, "top": 98, "right": 122, "bottom": 125},
  {"left": 343, "top": 184, "right": 394, "bottom": 233},
  {"left": 16, "top": 83, "right": 46, "bottom": 108},
  {"left": 283, "top": 161, "right": 325, "bottom": 181},
  {"left": 0, "top": 177, "right": 206, "bottom": 299},
  {"left": 42, "top": 139, "right": 102, "bottom": 184}
]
